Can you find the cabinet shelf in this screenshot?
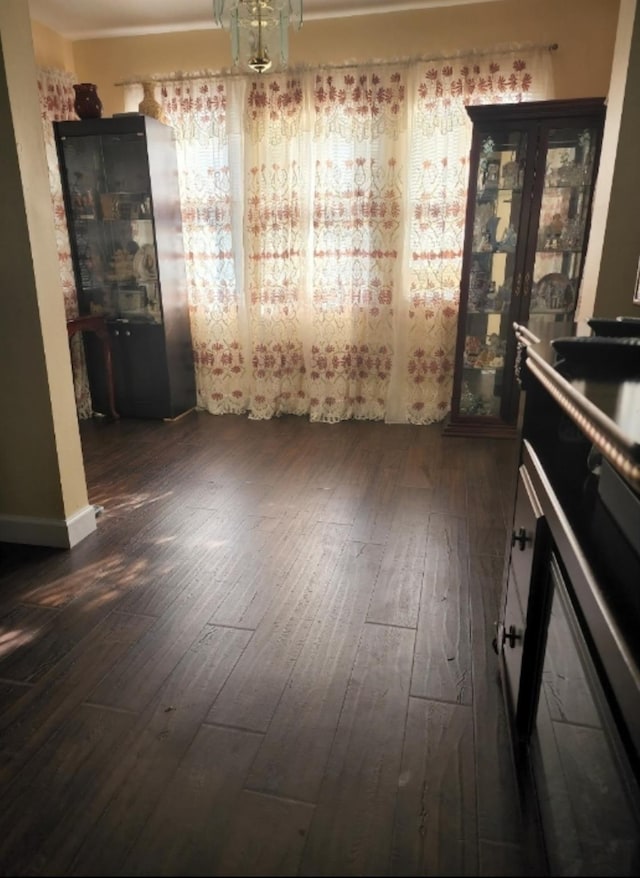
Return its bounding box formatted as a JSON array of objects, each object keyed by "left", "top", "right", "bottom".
[
  {"left": 535, "top": 247, "right": 584, "bottom": 255},
  {"left": 462, "top": 364, "right": 502, "bottom": 373},
  {"left": 471, "top": 249, "right": 517, "bottom": 257},
  {"left": 544, "top": 181, "right": 593, "bottom": 191},
  {"left": 446, "top": 97, "right": 605, "bottom": 436},
  {"left": 477, "top": 186, "right": 523, "bottom": 201}
]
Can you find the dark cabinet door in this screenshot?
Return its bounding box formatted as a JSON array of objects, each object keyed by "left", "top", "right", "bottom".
[
  {"left": 445, "top": 98, "right": 605, "bottom": 437},
  {"left": 531, "top": 555, "right": 640, "bottom": 876},
  {"left": 502, "top": 463, "right": 550, "bottom": 740},
  {"left": 110, "top": 323, "right": 169, "bottom": 418}
]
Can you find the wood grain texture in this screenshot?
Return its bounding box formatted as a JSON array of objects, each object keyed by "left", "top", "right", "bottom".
[
  {"left": 214, "top": 791, "right": 315, "bottom": 878},
  {"left": 0, "top": 413, "right": 530, "bottom": 876},
  {"left": 391, "top": 697, "right": 478, "bottom": 876},
  {"left": 411, "top": 513, "right": 472, "bottom": 704},
  {"left": 244, "top": 540, "right": 384, "bottom": 800},
  {"left": 0, "top": 680, "right": 31, "bottom": 715},
  {"left": 209, "top": 513, "right": 321, "bottom": 630},
  {"left": 87, "top": 576, "right": 236, "bottom": 712},
  {"left": 118, "top": 726, "right": 264, "bottom": 876},
  {"left": 366, "top": 487, "right": 431, "bottom": 629},
  {"left": 206, "top": 522, "right": 350, "bottom": 733},
  {"left": 469, "top": 552, "right": 524, "bottom": 847},
  {"left": 0, "top": 611, "right": 154, "bottom": 774},
  {"left": 0, "top": 705, "right": 136, "bottom": 876},
  {"left": 433, "top": 438, "right": 468, "bottom": 516},
  {"left": 0, "top": 602, "right": 61, "bottom": 681},
  {"left": 479, "top": 841, "right": 528, "bottom": 877},
  {"left": 349, "top": 463, "right": 403, "bottom": 544},
  {"left": 298, "top": 622, "right": 415, "bottom": 876},
  {"left": 68, "top": 626, "right": 252, "bottom": 876}
]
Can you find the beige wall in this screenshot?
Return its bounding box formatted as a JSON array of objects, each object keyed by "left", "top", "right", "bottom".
[
  {"left": 591, "top": 0, "right": 640, "bottom": 318},
  {"left": 31, "top": 18, "right": 74, "bottom": 72},
  {"left": 0, "top": 0, "right": 92, "bottom": 545},
  {"left": 64, "top": 0, "right": 619, "bottom": 117}
]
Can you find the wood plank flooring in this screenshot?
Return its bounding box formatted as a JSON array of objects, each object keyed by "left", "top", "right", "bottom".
[{"left": 0, "top": 411, "right": 527, "bottom": 876}]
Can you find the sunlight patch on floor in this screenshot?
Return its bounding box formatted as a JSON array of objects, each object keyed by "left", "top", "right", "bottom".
[{"left": 0, "top": 626, "right": 38, "bottom": 657}]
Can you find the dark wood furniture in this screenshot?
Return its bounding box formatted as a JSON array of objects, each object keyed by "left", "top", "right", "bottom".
[
  {"left": 54, "top": 115, "right": 196, "bottom": 420},
  {"left": 498, "top": 322, "right": 640, "bottom": 874},
  {"left": 66, "top": 315, "right": 118, "bottom": 420},
  {"left": 445, "top": 99, "right": 606, "bottom": 437}
]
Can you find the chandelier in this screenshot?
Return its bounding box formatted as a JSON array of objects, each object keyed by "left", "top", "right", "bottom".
[{"left": 213, "top": 1, "right": 303, "bottom": 74}]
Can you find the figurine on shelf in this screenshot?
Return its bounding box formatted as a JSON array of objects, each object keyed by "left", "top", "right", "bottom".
[
  {"left": 484, "top": 281, "right": 500, "bottom": 310},
  {"left": 482, "top": 215, "right": 501, "bottom": 251},
  {"left": 486, "top": 332, "right": 506, "bottom": 366},
  {"left": 469, "top": 260, "right": 489, "bottom": 311},
  {"left": 544, "top": 213, "right": 565, "bottom": 249},
  {"left": 496, "top": 279, "right": 513, "bottom": 312},
  {"left": 483, "top": 159, "right": 500, "bottom": 188},
  {"left": 108, "top": 241, "right": 137, "bottom": 283},
  {"left": 460, "top": 381, "right": 492, "bottom": 416},
  {"left": 501, "top": 160, "right": 522, "bottom": 189},
  {"left": 497, "top": 224, "right": 517, "bottom": 252},
  {"left": 478, "top": 157, "right": 500, "bottom": 198},
  {"left": 464, "top": 335, "right": 483, "bottom": 366}
]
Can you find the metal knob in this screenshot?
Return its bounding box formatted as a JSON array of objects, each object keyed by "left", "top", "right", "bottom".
[
  {"left": 492, "top": 622, "right": 523, "bottom": 655},
  {"left": 511, "top": 527, "right": 531, "bottom": 551},
  {"left": 504, "top": 625, "right": 522, "bottom": 648}
]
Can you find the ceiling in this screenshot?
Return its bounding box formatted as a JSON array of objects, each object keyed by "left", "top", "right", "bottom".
[{"left": 28, "top": 0, "right": 498, "bottom": 41}]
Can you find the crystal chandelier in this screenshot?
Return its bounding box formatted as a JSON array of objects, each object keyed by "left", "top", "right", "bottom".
[{"left": 213, "top": 1, "right": 303, "bottom": 74}]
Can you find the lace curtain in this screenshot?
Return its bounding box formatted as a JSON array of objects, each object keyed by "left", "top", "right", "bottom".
[
  {"left": 37, "top": 67, "right": 93, "bottom": 419},
  {"left": 130, "top": 48, "right": 553, "bottom": 423}
]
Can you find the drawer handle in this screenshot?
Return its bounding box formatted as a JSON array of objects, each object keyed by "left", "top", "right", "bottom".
[
  {"left": 504, "top": 624, "right": 522, "bottom": 649},
  {"left": 511, "top": 527, "right": 531, "bottom": 551},
  {"left": 492, "top": 623, "right": 523, "bottom": 655}
]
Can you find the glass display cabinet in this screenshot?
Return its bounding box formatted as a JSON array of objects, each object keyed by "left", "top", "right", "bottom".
[
  {"left": 445, "top": 99, "right": 606, "bottom": 437},
  {"left": 54, "top": 115, "right": 196, "bottom": 420}
]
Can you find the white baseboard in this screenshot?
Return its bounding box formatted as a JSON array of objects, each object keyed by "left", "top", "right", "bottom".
[{"left": 0, "top": 504, "right": 97, "bottom": 549}]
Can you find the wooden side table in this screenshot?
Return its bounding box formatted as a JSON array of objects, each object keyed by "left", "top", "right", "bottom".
[{"left": 66, "top": 315, "right": 119, "bottom": 420}]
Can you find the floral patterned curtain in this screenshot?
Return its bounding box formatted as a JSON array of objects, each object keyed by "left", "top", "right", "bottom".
[
  {"left": 153, "top": 78, "right": 248, "bottom": 414},
  {"left": 37, "top": 67, "right": 92, "bottom": 419},
  {"left": 305, "top": 67, "right": 406, "bottom": 422},
  {"left": 400, "top": 54, "right": 552, "bottom": 422},
  {"left": 131, "top": 48, "right": 554, "bottom": 423}
]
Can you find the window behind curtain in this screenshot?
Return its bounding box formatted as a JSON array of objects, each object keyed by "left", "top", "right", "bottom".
[{"left": 124, "top": 48, "right": 554, "bottom": 423}]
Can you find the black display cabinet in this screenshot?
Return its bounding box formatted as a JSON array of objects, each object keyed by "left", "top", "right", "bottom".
[
  {"left": 445, "top": 98, "right": 606, "bottom": 437},
  {"left": 54, "top": 115, "right": 196, "bottom": 420}
]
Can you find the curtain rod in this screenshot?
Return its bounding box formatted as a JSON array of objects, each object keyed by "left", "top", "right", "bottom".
[{"left": 114, "top": 41, "right": 558, "bottom": 86}]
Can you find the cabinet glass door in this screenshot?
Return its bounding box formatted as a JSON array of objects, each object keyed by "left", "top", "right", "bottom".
[
  {"left": 528, "top": 125, "right": 600, "bottom": 344},
  {"left": 58, "top": 132, "right": 161, "bottom": 325},
  {"left": 531, "top": 555, "right": 640, "bottom": 876},
  {"left": 458, "top": 128, "right": 529, "bottom": 419}
]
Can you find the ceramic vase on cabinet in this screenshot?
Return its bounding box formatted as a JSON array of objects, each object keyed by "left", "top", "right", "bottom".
[
  {"left": 73, "top": 83, "right": 103, "bottom": 120},
  {"left": 138, "top": 82, "right": 166, "bottom": 124}
]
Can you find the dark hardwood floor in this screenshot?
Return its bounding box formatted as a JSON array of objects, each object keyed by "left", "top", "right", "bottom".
[{"left": 0, "top": 411, "right": 526, "bottom": 876}]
